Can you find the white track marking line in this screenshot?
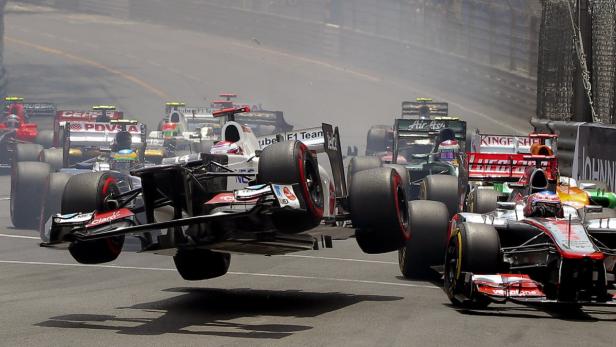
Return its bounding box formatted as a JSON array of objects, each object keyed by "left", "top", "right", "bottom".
[
  {"left": 0, "top": 234, "right": 397, "bottom": 264},
  {"left": 278, "top": 254, "right": 397, "bottom": 265},
  {"left": 0, "top": 260, "right": 438, "bottom": 289},
  {"left": 0, "top": 234, "right": 39, "bottom": 240},
  {"left": 0, "top": 197, "right": 10, "bottom": 201}
]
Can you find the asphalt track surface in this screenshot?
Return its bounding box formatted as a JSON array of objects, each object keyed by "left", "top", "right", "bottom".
[{"left": 1, "top": 4, "right": 615, "bottom": 347}]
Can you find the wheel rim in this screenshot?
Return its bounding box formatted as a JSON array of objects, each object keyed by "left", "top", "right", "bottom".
[
  {"left": 444, "top": 233, "right": 461, "bottom": 298},
  {"left": 392, "top": 172, "right": 410, "bottom": 240}
]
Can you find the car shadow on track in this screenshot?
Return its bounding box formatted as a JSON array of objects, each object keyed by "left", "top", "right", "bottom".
[
  {"left": 447, "top": 303, "right": 616, "bottom": 322},
  {"left": 35, "top": 287, "right": 402, "bottom": 339}
]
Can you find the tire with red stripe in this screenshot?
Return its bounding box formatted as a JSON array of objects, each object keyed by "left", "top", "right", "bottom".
[
  {"left": 62, "top": 172, "right": 125, "bottom": 264},
  {"left": 398, "top": 200, "right": 449, "bottom": 278},
  {"left": 257, "top": 140, "right": 324, "bottom": 233},
  {"left": 350, "top": 167, "right": 410, "bottom": 254}
]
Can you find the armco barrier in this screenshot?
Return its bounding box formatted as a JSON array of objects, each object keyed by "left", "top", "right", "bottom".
[
  {"left": 531, "top": 118, "right": 583, "bottom": 177},
  {"left": 13, "top": 0, "right": 537, "bottom": 120}
]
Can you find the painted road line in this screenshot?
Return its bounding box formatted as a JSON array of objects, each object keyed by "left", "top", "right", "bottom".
[{"left": 0, "top": 259, "right": 439, "bottom": 289}]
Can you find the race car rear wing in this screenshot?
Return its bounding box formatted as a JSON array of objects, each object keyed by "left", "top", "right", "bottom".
[
  {"left": 466, "top": 152, "right": 558, "bottom": 182},
  {"left": 22, "top": 103, "right": 56, "bottom": 117},
  {"left": 401, "top": 100, "right": 449, "bottom": 117},
  {"left": 394, "top": 117, "right": 467, "bottom": 140},
  {"left": 212, "top": 107, "right": 293, "bottom": 137},
  {"left": 63, "top": 121, "right": 145, "bottom": 148},
  {"left": 470, "top": 133, "right": 558, "bottom": 154}
]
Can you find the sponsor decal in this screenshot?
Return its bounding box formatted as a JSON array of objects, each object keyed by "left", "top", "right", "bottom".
[
  {"left": 406, "top": 120, "right": 446, "bottom": 131},
  {"left": 258, "top": 128, "right": 323, "bottom": 148},
  {"left": 272, "top": 184, "right": 300, "bottom": 209},
  {"left": 86, "top": 208, "right": 134, "bottom": 227},
  {"left": 235, "top": 168, "right": 255, "bottom": 184},
  {"left": 479, "top": 135, "right": 540, "bottom": 152},
  {"left": 206, "top": 193, "right": 237, "bottom": 204},
  {"left": 573, "top": 124, "right": 616, "bottom": 191},
  {"left": 468, "top": 153, "right": 550, "bottom": 178}
]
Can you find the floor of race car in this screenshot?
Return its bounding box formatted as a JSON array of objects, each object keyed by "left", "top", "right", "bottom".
[{"left": 1, "top": 4, "right": 615, "bottom": 347}]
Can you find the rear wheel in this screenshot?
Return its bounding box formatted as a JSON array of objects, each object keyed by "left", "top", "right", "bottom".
[
  {"left": 40, "top": 148, "right": 64, "bottom": 172},
  {"left": 257, "top": 140, "right": 324, "bottom": 233},
  {"left": 347, "top": 156, "right": 382, "bottom": 190},
  {"left": 35, "top": 129, "right": 54, "bottom": 148},
  {"left": 467, "top": 188, "right": 501, "bottom": 214},
  {"left": 173, "top": 249, "right": 231, "bottom": 280},
  {"left": 14, "top": 143, "right": 43, "bottom": 163},
  {"left": 366, "top": 125, "right": 392, "bottom": 155},
  {"left": 63, "top": 172, "right": 125, "bottom": 264},
  {"left": 11, "top": 162, "right": 52, "bottom": 229},
  {"left": 39, "top": 172, "right": 72, "bottom": 233},
  {"left": 420, "top": 174, "right": 459, "bottom": 217},
  {"left": 444, "top": 223, "right": 500, "bottom": 308},
  {"left": 350, "top": 167, "right": 409, "bottom": 254},
  {"left": 398, "top": 201, "right": 449, "bottom": 278}
]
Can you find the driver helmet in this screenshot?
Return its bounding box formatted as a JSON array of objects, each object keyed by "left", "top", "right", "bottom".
[
  {"left": 210, "top": 140, "right": 242, "bottom": 155},
  {"left": 436, "top": 139, "right": 460, "bottom": 161},
  {"left": 161, "top": 122, "right": 178, "bottom": 139},
  {"left": 5, "top": 114, "right": 20, "bottom": 129},
  {"left": 523, "top": 191, "right": 564, "bottom": 218},
  {"left": 114, "top": 130, "right": 132, "bottom": 151}
]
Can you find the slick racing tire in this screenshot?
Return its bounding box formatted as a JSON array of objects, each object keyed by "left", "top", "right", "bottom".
[
  {"left": 366, "top": 125, "right": 391, "bottom": 155},
  {"left": 398, "top": 201, "right": 449, "bottom": 278},
  {"left": 14, "top": 143, "right": 43, "bottom": 163},
  {"left": 63, "top": 172, "right": 125, "bottom": 264},
  {"left": 39, "top": 172, "right": 72, "bottom": 234},
  {"left": 173, "top": 249, "right": 231, "bottom": 280},
  {"left": 40, "top": 148, "right": 64, "bottom": 172},
  {"left": 10, "top": 161, "right": 52, "bottom": 229},
  {"left": 350, "top": 167, "right": 410, "bottom": 254},
  {"left": 347, "top": 156, "right": 382, "bottom": 191},
  {"left": 444, "top": 223, "right": 500, "bottom": 309},
  {"left": 257, "top": 140, "right": 324, "bottom": 233},
  {"left": 384, "top": 164, "right": 411, "bottom": 198},
  {"left": 467, "top": 188, "right": 501, "bottom": 214},
  {"left": 420, "top": 174, "right": 459, "bottom": 218},
  {"left": 35, "top": 129, "right": 54, "bottom": 149}
]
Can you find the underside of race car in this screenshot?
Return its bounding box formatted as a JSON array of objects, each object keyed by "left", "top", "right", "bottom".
[{"left": 41, "top": 117, "right": 411, "bottom": 282}]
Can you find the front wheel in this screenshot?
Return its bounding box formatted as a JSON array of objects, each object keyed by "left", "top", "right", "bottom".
[
  {"left": 257, "top": 140, "right": 324, "bottom": 233},
  {"left": 173, "top": 249, "right": 231, "bottom": 280},
  {"left": 444, "top": 222, "right": 501, "bottom": 308},
  {"left": 398, "top": 200, "right": 449, "bottom": 278},
  {"left": 350, "top": 167, "right": 409, "bottom": 254},
  {"left": 63, "top": 172, "right": 125, "bottom": 264}
]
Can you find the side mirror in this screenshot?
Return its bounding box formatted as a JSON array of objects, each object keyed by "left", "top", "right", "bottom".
[
  {"left": 497, "top": 201, "right": 516, "bottom": 210},
  {"left": 584, "top": 205, "right": 603, "bottom": 214}
]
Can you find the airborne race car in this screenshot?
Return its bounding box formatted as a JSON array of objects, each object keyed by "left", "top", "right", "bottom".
[{"left": 41, "top": 108, "right": 409, "bottom": 282}]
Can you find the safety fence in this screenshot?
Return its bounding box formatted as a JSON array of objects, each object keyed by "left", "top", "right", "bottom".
[{"left": 14, "top": 0, "right": 540, "bottom": 120}]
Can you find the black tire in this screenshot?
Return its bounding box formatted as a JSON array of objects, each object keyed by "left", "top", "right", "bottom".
[
  {"left": 257, "top": 140, "right": 324, "bottom": 233},
  {"left": 398, "top": 201, "right": 450, "bottom": 278},
  {"left": 419, "top": 174, "right": 459, "bottom": 217},
  {"left": 14, "top": 143, "right": 43, "bottom": 163},
  {"left": 39, "top": 172, "right": 72, "bottom": 233},
  {"left": 40, "top": 148, "right": 64, "bottom": 172},
  {"left": 366, "top": 125, "right": 391, "bottom": 155},
  {"left": 173, "top": 249, "right": 231, "bottom": 280},
  {"left": 35, "top": 129, "right": 54, "bottom": 148},
  {"left": 350, "top": 167, "right": 409, "bottom": 254},
  {"left": 578, "top": 179, "right": 608, "bottom": 191},
  {"left": 444, "top": 223, "right": 500, "bottom": 308},
  {"left": 10, "top": 162, "right": 52, "bottom": 229},
  {"left": 384, "top": 164, "right": 411, "bottom": 198},
  {"left": 347, "top": 156, "right": 382, "bottom": 190},
  {"left": 467, "top": 188, "right": 501, "bottom": 214},
  {"left": 63, "top": 172, "right": 125, "bottom": 264}
]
